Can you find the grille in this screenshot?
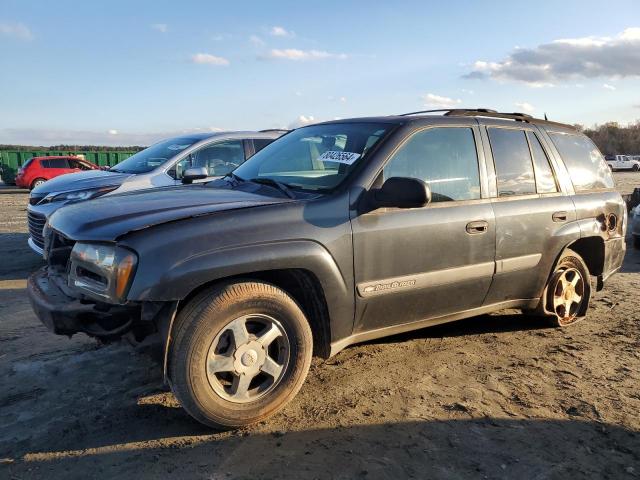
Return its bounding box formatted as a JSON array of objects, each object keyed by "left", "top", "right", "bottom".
[{"left": 27, "top": 211, "right": 47, "bottom": 250}]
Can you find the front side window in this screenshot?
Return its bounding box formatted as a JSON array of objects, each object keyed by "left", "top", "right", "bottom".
[
  {"left": 383, "top": 127, "right": 481, "bottom": 202},
  {"left": 253, "top": 138, "right": 274, "bottom": 154},
  {"left": 527, "top": 132, "right": 558, "bottom": 194},
  {"left": 68, "top": 158, "right": 93, "bottom": 170},
  {"left": 488, "top": 128, "right": 535, "bottom": 197},
  {"left": 172, "top": 140, "right": 245, "bottom": 179},
  {"left": 110, "top": 136, "right": 201, "bottom": 174},
  {"left": 233, "top": 123, "right": 391, "bottom": 191},
  {"left": 549, "top": 132, "right": 614, "bottom": 191}
]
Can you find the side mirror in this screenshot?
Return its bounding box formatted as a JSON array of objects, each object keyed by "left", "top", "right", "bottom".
[
  {"left": 374, "top": 177, "right": 431, "bottom": 209},
  {"left": 182, "top": 167, "right": 209, "bottom": 184}
]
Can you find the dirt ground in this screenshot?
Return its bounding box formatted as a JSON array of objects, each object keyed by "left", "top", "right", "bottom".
[{"left": 1, "top": 174, "right": 639, "bottom": 479}]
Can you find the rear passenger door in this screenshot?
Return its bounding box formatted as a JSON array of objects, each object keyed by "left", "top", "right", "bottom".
[
  {"left": 351, "top": 125, "right": 496, "bottom": 332},
  {"left": 481, "top": 124, "right": 576, "bottom": 305},
  {"left": 46, "top": 157, "right": 71, "bottom": 178}
]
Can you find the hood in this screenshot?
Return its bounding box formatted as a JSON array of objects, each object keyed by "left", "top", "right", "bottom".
[
  {"left": 48, "top": 185, "right": 293, "bottom": 241},
  {"left": 31, "top": 170, "right": 133, "bottom": 196}
]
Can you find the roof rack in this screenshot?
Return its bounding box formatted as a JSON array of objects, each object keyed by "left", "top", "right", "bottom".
[{"left": 397, "top": 108, "right": 573, "bottom": 129}]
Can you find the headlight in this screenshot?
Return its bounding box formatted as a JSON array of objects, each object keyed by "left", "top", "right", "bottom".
[
  {"left": 44, "top": 185, "right": 119, "bottom": 204},
  {"left": 69, "top": 242, "right": 138, "bottom": 303}
]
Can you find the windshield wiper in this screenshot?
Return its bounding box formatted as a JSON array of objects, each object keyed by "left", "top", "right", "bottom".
[
  {"left": 222, "top": 172, "right": 245, "bottom": 186},
  {"left": 248, "top": 177, "right": 296, "bottom": 199},
  {"left": 109, "top": 168, "right": 126, "bottom": 173}
]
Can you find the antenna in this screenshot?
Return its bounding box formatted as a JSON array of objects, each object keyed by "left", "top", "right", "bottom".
[{"left": 544, "top": 113, "right": 548, "bottom": 121}]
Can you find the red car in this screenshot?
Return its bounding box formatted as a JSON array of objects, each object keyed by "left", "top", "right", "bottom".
[{"left": 15, "top": 156, "right": 100, "bottom": 190}]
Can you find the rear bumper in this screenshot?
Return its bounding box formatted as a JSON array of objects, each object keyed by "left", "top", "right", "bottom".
[{"left": 27, "top": 267, "right": 137, "bottom": 338}]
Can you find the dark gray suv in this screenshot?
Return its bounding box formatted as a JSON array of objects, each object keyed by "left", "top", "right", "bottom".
[{"left": 28, "top": 109, "right": 626, "bottom": 428}]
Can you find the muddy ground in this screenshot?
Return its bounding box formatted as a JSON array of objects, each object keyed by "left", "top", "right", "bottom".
[{"left": 1, "top": 174, "right": 639, "bottom": 479}]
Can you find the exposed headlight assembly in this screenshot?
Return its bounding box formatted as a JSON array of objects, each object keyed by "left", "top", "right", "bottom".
[
  {"left": 69, "top": 243, "right": 138, "bottom": 303},
  {"left": 43, "top": 185, "right": 119, "bottom": 204}
]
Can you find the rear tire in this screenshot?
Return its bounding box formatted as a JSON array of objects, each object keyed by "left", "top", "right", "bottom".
[
  {"left": 540, "top": 250, "right": 591, "bottom": 327},
  {"left": 633, "top": 164, "right": 640, "bottom": 172},
  {"left": 30, "top": 178, "right": 46, "bottom": 189},
  {"left": 169, "top": 281, "right": 313, "bottom": 428}
]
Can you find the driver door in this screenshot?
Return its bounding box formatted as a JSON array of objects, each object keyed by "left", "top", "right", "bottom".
[{"left": 351, "top": 126, "right": 496, "bottom": 333}]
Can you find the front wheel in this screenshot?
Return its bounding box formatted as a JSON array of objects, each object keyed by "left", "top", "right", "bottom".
[
  {"left": 169, "top": 281, "right": 313, "bottom": 428},
  {"left": 541, "top": 251, "right": 591, "bottom": 327}
]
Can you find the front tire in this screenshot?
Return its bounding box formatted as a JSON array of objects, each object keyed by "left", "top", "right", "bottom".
[
  {"left": 169, "top": 281, "right": 313, "bottom": 428},
  {"left": 541, "top": 251, "right": 591, "bottom": 327}
]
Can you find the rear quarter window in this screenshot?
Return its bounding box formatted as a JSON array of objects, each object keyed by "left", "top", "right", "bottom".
[{"left": 548, "top": 132, "right": 614, "bottom": 191}]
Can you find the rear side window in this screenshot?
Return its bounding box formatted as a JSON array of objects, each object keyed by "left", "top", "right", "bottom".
[
  {"left": 548, "top": 132, "right": 614, "bottom": 191},
  {"left": 48, "top": 158, "right": 70, "bottom": 168},
  {"left": 488, "top": 128, "right": 535, "bottom": 196},
  {"left": 383, "top": 127, "right": 481, "bottom": 202},
  {"left": 527, "top": 132, "right": 558, "bottom": 193}
]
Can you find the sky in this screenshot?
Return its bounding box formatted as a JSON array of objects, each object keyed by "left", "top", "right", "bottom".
[{"left": 1, "top": 0, "right": 639, "bottom": 146}]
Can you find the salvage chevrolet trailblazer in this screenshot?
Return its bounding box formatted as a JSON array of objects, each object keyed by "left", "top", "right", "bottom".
[{"left": 28, "top": 109, "right": 626, "bottom": 428}]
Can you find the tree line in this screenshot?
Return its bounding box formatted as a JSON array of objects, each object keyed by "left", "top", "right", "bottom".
[
  {"left": 0, "top": 144, "right": 145, "bottom": 152},
  {"left": 579, "top": 121, "right": 640, "bottom": 156}
]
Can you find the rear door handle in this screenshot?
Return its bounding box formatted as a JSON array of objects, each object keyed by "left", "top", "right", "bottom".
[
  {"left": 466, "top": 220, "right": 489, "bottom": 234},
  {"left": 552, "top": 211, "right": 568, "bottom": 223}
]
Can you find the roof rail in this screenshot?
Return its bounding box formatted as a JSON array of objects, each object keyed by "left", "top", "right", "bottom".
[
  {"left": 259, "top": 128, "right": 290, "bottom": 133},
  {"left": 399, "top": 108, "right": 498, "bottom": 117},
  {"left": 397, "top": 108, "right": 573, "bottom": 129}
]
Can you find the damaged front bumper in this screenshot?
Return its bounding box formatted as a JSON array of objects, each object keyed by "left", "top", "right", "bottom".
[{"left": 27, "top": 267, "right": 139, "bottom": 339}]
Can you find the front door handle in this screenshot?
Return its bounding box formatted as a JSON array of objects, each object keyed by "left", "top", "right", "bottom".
[
  {"left": 466, "top": 220, "right": 489, "bottom": 234},
  {"left": 552, "top": 211, "right": 568, "bottom": 223}
]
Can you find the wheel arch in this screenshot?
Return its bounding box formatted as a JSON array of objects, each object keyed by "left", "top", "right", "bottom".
[{"left": 565, "top": 236, "right": 605, "bottom": 276}]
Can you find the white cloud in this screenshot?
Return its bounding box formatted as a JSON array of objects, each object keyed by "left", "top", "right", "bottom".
[
  {"left": 602, "top": 83, "right": 616, "bottom": 91},
  {"left": 151, "top": 23, "right": 168, "bottom": 33},
  {"left": 190, "top": 53, "right": 230, "bottom": 66},
  {"left": 288, "top": 115, "right": 316, "bottom": 129},
  {"left": 0, "top": 22, "right": 33, "bottom": 40},
  {"left": 515, "top": 102, "right": 535, "bottom": 113},
  {"left": 270, "top": 26, "right": 294, "bottom": 37},
  {"left": 463, "top": 27, "right": 640, "bottom": 86},
  {"left": 421, "top": 93, "right": 462, "bottom": 109},
  {"left": 461, "top": 89, "right": 474, "bottom": 94},
  {"left": 266, "top": 49, "right": 347, "bottom": 61},
  {"left": 108, "top": 129, "right": 118, "bottom": 135},
  {"left": 249, "top": 35, "right": 265, "bottom": 46}
]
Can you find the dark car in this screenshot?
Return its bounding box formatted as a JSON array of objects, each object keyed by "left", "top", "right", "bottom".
[
  {"left": 26, "top": 130, "right": 285, "bottom": 255},
  {"left": 15, "top": 156, "right": 100, "bottom": 190},
  {"left": 27, "top": 109, "right": 626, "bottom": 428}
]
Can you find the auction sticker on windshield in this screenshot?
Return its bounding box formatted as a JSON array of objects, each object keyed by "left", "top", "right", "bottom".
[{"left": 317, "top": 150, "right": 361, "bottom": 165}]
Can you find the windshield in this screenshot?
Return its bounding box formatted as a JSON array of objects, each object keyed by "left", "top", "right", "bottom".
[
  {"left": 109, "top": 136, "right": 201, "bottom": 174},
  {"left": 233, "top": 123, "right": 391, "bottom": 191}
]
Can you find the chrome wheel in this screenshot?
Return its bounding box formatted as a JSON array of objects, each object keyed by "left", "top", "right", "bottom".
[
  {"left": 206, "top": 314, "right": 290, "bottom": 403},
  {"left": 552, "top": 267, "right": 585, "bottom": 325}
]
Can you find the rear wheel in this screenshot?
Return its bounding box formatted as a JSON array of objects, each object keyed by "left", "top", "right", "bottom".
[
  {"left": 633, "top": 164, "right": 640, "bottom": 172},
  {"left": 169, "top": 281, "right": 313, "bottom": 428},
  {"left": 541, "top": 251, "right": 591, "bottom": 327},
  {"left": 30, "top": 178, "right": 46, "bottom": 189}
]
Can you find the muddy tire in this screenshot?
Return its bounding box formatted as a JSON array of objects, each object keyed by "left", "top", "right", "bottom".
[
  {"left": 30, "top": 178, "right": 46, "bottom": 190},
  {"left": 541, "top": 250, "right": 591, "bottom": 327},
  {"left": 169, "top": 281, "right": 313, "bottom": 428}
]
